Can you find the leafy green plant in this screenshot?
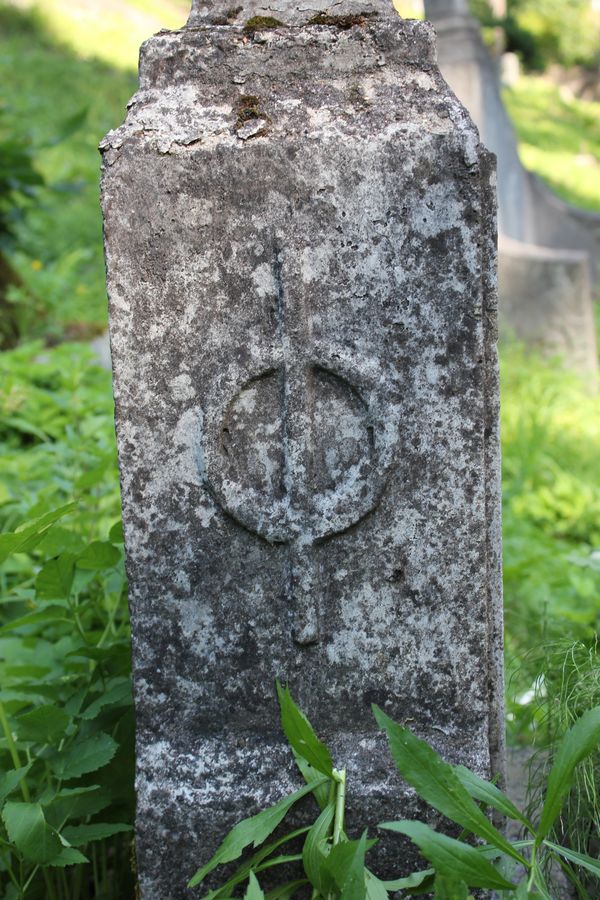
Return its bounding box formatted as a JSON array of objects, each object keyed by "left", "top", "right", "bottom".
[
  {"left": 376, "top": 705, "right": 600, "bottom": 898},
  {"left": 516, "top": 639, "right": 600, "bottom": 898},
  {"left": 190, "top": 686, "right": 600, "bottom": 899},
  {"left": 0, "top": 107, "right": 44, "bottom": 252},
  {"left": 0, "top": 341, "right": 119, "bottom": 527},
  {"left": 0, "top": 503, "right": 133, "bottom": 900},
  {"left": 0, "top": 504, "right": 134, "bottom": 899},
  {"left": 0, "top": 105, "right": 45, "bottom": 348},
  {"left": 470, "top": 0, "right": 600, "bottom": 70},
  {"left": 0, "top": 342, "right": 133, "bottom": 898},
  {"left": 0, "top": 101, "right": 90, "bottom": 348}
]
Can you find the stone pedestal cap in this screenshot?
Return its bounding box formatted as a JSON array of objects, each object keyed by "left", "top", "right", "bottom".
[{"left": 188, "top": 0, "right": 401, "bottom": 26}]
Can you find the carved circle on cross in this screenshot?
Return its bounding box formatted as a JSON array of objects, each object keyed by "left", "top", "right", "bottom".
[
  {"left": 200, "top": 341, "right": 395, "bottom": 546},
  {"left": 197, "top": 331, "right": 398, "bottom": 646}
]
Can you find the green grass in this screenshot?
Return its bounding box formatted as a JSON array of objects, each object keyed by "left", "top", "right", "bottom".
[
  {"left": 491, "top": 64, "right": 600, "bottom": 747},
  {"left": 504, "top": 75, "right": 600, "bottom": 213},
  {"left": 501, "top": 344, "right": 600, "bottom": 739}
]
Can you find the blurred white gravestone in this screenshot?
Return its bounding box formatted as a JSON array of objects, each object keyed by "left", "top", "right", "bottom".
[
  {"left": 101, "top": 1, "right": 505, "bottom": 896},
  {"left": 425, "top": 0, "right": 599, "bottom": 383}
]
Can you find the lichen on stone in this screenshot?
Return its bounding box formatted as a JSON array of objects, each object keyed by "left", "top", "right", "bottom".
[
  {"left": 235, "top": 94, "right": 270, "bottom": 138},
  {"left": 348, "top": 83, "right": 369, "bottom": 109},
  {"left": 306, "top": 11, "right": 377, "bottom": 28},
  {"left": 236, "top": 94, "right": 263, "bottom": 124},
  {"left": 243, "top": 15, "right": 284, "bottom": 33}
]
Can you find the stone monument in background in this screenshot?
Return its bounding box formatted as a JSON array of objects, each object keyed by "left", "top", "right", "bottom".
[
  {"left": 424, "top": 0, "right": 599, "bottom": 382},
  {"left": 101, "top": 2, "right": 504, "bottom": 896}
]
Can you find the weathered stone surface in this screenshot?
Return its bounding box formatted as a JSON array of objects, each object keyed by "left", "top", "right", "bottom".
[{"left": 101, "top": 5, "right": 504, "bottom": 898}]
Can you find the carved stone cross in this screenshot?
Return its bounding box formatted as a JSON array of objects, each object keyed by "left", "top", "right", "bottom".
[
  {"left": 200, "top": 243, "right": 398, "bottom": 644},
  {"left": 101, "top": 1, "right": 504, "bottom": 896}
]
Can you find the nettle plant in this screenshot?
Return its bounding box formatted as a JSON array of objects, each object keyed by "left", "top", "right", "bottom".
[
  {"left": 0, "top": 504, "right": 134, "bottom": 899},
  {"left": 190, "top": 684, "right": 600, "bottom": 900}
]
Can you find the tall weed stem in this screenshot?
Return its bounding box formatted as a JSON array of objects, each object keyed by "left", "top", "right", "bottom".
[{"left": 332, "top": 769, "right": 346, "bottom": 846}]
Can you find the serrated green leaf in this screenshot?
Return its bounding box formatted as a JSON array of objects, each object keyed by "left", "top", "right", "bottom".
[
  {"left": 302, "top": 800, "right": 335, "bottom": 893},
  {"left": 36, "top": 528, "right": 86, "bottom": 557},
  {"left": 187, "top": 778, "right": 327, "bottom": 888},
  {"left": 382, "top": 869, "right": 434, "bottom": 891},
  {"left": 276, "top": 681, "right": 334, "bottom": 777},
  {"left": 538, "top": 706, "right": 600, "bottom": 839},
  {"left": 16, "top": 705, "right": 71, "bottom": 743},
  {"left": 454, "top": 766, "right": 533, "bottom": 831},
  {"left": 64, "top": 687, "right": 90, "bottom": 718},
  {"left": 265, "top": 879, "right": 309, "bottom": 900},
  {"left": 544, "top": 840, "right": 600, "bottom": 880},
  {"left": 293, "top": 752, "right": 331, "bottom": 811},
  {"left": 80, "top": 679, "right": 132, "bottom": 719},
  {"left": 379, "top": 821, "right": 515, "bottom": 891},
  {"left": 245, "top": 872, "right": 265, "bottom": 900},
  {"left": 4, "top": 664, "right": 52, "bottom": 679},
  {"left": 2, "top": 801, "right": 62, "bottom": 863},
  {"left": 62, "top": 822, "right": 132, "bottom": 846},
  {"left": 0, "top": 765, "right": 32, "bottom": 805},
  {"left": 364, "top": 867, "right": 388, "bottom": 900},
  {"left": 35, "top": 555, "right": 75, "bottom": 600},
  {"left": 44, "top": 846, "right": 89, "bottom": 867},
  {"left": 373, "top": 706, "right": 527, "bottom": 866},
  {"left": 200, "top": 826, "right": 311, "bottom": 900},
  {"left": 43, "top": 786, "right": 110, "bottom": 826},
  {"left": 0, "top": 503, "right": 76, "bottom": 565},
  {"left": 50, "top": 732, "right": 118, "bottom": 779},
  {"left": 4, "top": 685, "right": 62, "bottom": 703},
  {"left": 433, "top": 874, "right": 469, "bottom": 899},
  {"left": 0, "top": 605, "right": 71, "bottom": 634},
  {"left": 325, "top": 831, "right": 371, "bottom": 900},
  {"left": 66, "top": 642, "right": 131, "bottom": 663},
  {"left": 76, "top": 541, "right": 120, "bottom": 570}
]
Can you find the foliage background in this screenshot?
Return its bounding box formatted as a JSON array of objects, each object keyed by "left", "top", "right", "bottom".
[{"left": 0, "top": 0, "right": 599, "bottom": 897}]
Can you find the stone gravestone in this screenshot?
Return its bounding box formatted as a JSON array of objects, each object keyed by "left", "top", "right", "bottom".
[{"left": 101, "top": 2, "right": 504, "bottom": 896}]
